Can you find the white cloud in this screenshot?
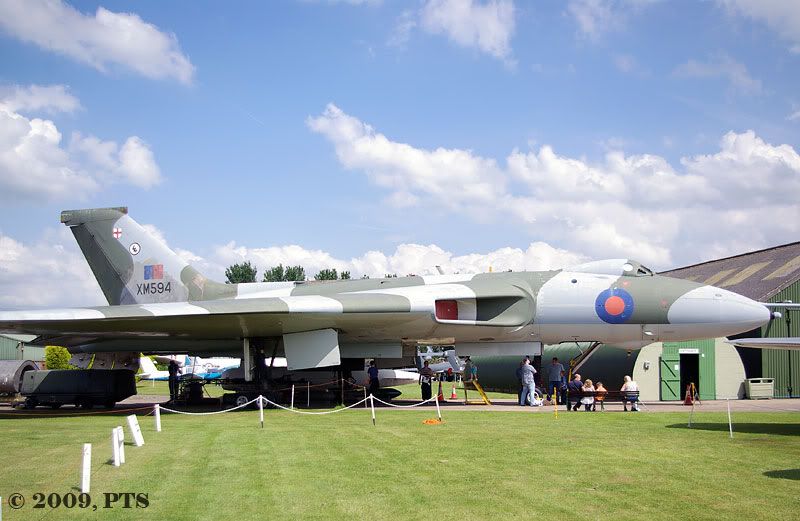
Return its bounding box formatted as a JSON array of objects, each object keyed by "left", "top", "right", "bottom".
[
  {"left": 788, "top": 110, "right": 800, "bottom": 121},
  {"left": 0, "top": 84, "right": 81, "bottom": 114},
  {"left": 0, "top": 84, "right": 162, "bottom": 202},
  {"left": 310, "top": 104, "right": 800, "bottom": 268},
  {"left": 212, "top": 240, "right": 586, "bottom": 279},
  {"left": 0, "top": 0, "right": 195, "bottom": 84},
  {"left": 673, "top": 54, "right": 762, "bottom": 95},
  {"left": 396, "top": 0, "right": 515, "bottom": 63},
  {"left": 567, "top": 0, "right": 659, "bottom": 39},
  {"left": 719, "top": 0, "right": 800, "bottom": 54},
  {"left": 0, "top": 227, "right": 105, "bottom": 309}
]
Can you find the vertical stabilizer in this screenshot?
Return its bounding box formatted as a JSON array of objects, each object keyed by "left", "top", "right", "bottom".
[{"left": 61, "top": 208, "right": 234, "bottom": 305}]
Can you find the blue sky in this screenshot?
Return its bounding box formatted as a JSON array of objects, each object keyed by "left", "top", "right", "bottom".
[{"left": 0, "top": 0, "right": 798, "bottom": 308}]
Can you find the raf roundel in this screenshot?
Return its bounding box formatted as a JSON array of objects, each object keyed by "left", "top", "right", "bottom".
[{"left": 595, "top": 288, "right": 634, "bottom": 324}]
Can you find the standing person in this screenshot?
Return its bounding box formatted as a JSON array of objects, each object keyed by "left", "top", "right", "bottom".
[
  {"left": 419, "top": 360, "right": 435, "bottom": 400},
  {"left": 567, "top": 373, "right": 583, "bottom": 411},
  {"left": 516, "top": 360, "right": 526, "bottom": 405},
  {"left": 546, "top": 357, "right": 565, "bottom": 402},
  {"left": 518, "top": 359, "right": 537, "bottom": 407},
  {"left": 594, "top": 381, "right": 608, "bottom": 411},
  {"left": 621, "top": 375, "right": 639, "bottom": 411},
  {"left": 463, "top": 356, "right": 476, "bottom": 382},
  {"left": 167, "top": 359, "right": 181, "bottom": 403},
  {"left": 581, "top": 379, "right": 595, "bottom": 411},
  {"left": 367, "top": 360, "right": 380, "bottom": 396}
]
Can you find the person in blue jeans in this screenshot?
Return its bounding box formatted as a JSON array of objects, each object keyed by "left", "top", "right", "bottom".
[
  {"left": 518, "top": 358, "right": 537, "bottom": 406},
  {"left": 546, "top": 357, "right": 565, "bottom": 402}
]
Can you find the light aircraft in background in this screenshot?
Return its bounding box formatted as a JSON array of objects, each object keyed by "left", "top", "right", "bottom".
[{"left": 0, "top": 208, "right": 779, "bottom": 381}]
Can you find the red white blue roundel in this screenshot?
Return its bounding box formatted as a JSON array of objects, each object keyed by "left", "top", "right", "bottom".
[{"left": 595, "top": 288, "right": 634, "bottom": 324}]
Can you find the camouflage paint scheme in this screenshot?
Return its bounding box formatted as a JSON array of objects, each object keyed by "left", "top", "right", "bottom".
[{"left": 0, "top": 208, "right": 770, "bottom": 363}]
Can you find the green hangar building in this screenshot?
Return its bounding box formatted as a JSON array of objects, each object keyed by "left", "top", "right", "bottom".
[{"left": 0, "top": 333, "right": 44, "bottom": 364}]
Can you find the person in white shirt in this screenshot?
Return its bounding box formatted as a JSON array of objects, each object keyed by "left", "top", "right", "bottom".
[{"left": 621, "top": 375, "right": 639, "bottom": 412}]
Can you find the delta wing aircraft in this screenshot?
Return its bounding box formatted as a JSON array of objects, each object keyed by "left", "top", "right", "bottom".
[{"left": 0, "top": 208, "right": 775, "bottom": 380}]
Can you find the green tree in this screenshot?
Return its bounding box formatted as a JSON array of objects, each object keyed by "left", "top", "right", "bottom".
[
  {"left": 284, "top": 265, "right": 306, "bottom": 281},
  {"left": 340, "top": 271, "right": 351, "bottom": 280},
  {"left": 225, "top": 261, "right": 257, "bottom": 284},
  {"left": 263, "top": 264, "right": 306, "bottom": 282},
  {"left": 315, "top": 268, "right": 338, "bottom": 280},
  {"left": 45, "top": 346, "right": 73, "bottom": 370},
  {"left": 262, "top": 264, "right": 285, "bottom": 282}
]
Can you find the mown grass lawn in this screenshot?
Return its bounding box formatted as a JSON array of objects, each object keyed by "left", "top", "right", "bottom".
[{"left": 2, "top": 408, "right": 798, "bottom": 521}]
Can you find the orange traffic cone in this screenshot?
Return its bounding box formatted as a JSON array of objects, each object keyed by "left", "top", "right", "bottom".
[
  {"left": 684, "top": 384, "right": 693, "bottom": 406},
  {"left": 450, "top": 385, "right": 458, "bottom": 400},
  {"left": 437, "top": 380, "right": 444, "bottom": 402}
]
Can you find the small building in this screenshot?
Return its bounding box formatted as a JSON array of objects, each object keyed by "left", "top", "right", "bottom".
[
  {"left": 632, "top": 241, "right": 800, "bottom": 400},
  {"left": 0, "top": 333, "right": 45, "bottom": 365}
]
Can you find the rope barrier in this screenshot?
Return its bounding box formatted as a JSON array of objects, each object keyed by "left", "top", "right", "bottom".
[
  {"left": 259, "top": 395, "right": 371, "bottom": 415},
  {"left": 159, "top": 397, "right": 260, "bottom": 415},
  {"left": 371, "top": 396, "right": 438, "bottom": 408}
]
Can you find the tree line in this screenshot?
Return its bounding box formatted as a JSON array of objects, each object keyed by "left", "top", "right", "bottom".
[{"left": 224, "top": 261, "right": 359, "bottom": 283}]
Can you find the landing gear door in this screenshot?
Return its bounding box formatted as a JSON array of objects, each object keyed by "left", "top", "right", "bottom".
[{"left": 283, "top": 329, "right": 341, "bottom": 370}]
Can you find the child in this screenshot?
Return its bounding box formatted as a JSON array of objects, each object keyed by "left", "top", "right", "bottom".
[
  {"left": 581, "top": 379, "right": 595, "bottom": 411},
  {"left": 594, "top": 381, "right": 607, "bottom": 411}
]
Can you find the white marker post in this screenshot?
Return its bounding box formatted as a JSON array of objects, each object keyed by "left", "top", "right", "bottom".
[
  {"left": 258, "top": 395, "right": 264, "bottom": 429},
  {"left": 435, "top": 394, "right": 442, "bottom": 422},
  {"left": 81, "top": 443, "right": 91, "bottom": 493},
  {"left": 126, "top": 415, "right": 145, "bottom": 447},
  {"left": 370, "top": 394, "right": 376, "bottom": 426},
  {"left": 363, "top": 388, "right": 367, "bottom": 409},
  {"left": 117, "top": 427, "right": 126, "bottom": 464},
  {"left": 291, "top": 385, "right": 295, "bottom": 410},
  {"left": 727, "top": 398, "right": 734, "bottom": 439},
  {"left": 154, "top": 404, "right": 162, "bottom": 432},
  {"left": 111, "top": 428, "right": 120, "bottom": 467}
]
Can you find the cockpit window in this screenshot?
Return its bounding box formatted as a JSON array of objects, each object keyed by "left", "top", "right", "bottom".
[{"left": 621, "top": 260, "right": 654, "bottom": 277}]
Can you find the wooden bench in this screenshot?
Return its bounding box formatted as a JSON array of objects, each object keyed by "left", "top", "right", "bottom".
[{"left": 564, "top": 390, "right": 640, "bottom": 411}]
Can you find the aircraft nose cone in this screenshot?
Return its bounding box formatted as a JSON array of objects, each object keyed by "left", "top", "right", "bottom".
[{"left": 668, "top": 285, "right": 770, "bottom": 335}]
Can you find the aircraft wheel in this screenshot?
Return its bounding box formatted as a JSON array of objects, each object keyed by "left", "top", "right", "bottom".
[{"left": 234, "top": 394, "right": 250, "bottom": 408}]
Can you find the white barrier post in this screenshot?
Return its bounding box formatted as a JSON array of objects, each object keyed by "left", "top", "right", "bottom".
[
  {"left": 111, "top": 428, "right": 120, "bottom": 467},
  {"left": 727, "top": 398, "right": 733, "bottom": 439},
  {"left": 117, "top": 427, "right": 125, "bottom": 464},
  {"left": 154, "top": 404, "right": 162, "bottom": 432},
  {"left": 370, "top": 394, "right": 376, "bottom": 426},
  {"left": 435, "top": 394, "right": 442, "bottom": 422},
  {"left": 126, "top": 415, "right": 145, "bottom": 447},
  {"left": 363, "top": 388, "right": 367, "bottom": 409},
  {"left": 81, "top": 443, "right": 91, "bottom": 493},
  {"left": 291, "top": 385, "right": 295, "bottom": 410},
  {"left": 258, "top": 395, "right": 264, "bottom": 429}
]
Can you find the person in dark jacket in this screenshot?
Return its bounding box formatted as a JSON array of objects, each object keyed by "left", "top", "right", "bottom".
[
  {"left": 566, "top": 373, "right": 583, "bottom": 411},
  {"left": 167, "top": 359, "right": 181, "bottom": 402}
]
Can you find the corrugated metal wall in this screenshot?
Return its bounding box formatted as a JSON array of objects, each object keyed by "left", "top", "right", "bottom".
[
  {"left": 761, "top": 280, "right": 800, "bottom": 398},
  {"left": 663, "top": 339, "right": 716, "bottom": 400},
  {"left": 0, "top": 336, "right": 45, "bottom": 361}
]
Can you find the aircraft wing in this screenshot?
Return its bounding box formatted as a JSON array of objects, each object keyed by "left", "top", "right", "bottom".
[{"left": 725, "top": 338, "right": 800, "bottom": 350}]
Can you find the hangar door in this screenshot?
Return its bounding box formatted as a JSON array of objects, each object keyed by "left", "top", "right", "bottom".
[
  {"left": 661, "top": 341, "right": 716, "bottom": 400},
  {"left": 659, "top": 351, "right": 680, "bottom": 400}
]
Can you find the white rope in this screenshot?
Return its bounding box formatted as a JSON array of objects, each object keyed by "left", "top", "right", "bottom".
[
  {"left": 260, "top": 396, "right": 370, "bottom": 415},
  {"left": 159, "top": 397, "right": 260, "bottom": 416},
  {"left": 371, "top": 396, "right": 438, "bottom": 408}
]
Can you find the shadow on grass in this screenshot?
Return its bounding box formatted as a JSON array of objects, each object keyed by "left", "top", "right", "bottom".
[
  {"left": 666, "top": 423, "right": 800, "bottom": 436},
  {"left": 763, "top": 469, "right": 800, "bottom": 480}
]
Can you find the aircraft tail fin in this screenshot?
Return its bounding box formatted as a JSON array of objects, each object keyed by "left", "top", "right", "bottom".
[
  {"left": 139, "top": 356, "right": 158, "bottom": 375},
  {"left": 61, "top": 207, "right": 234, "bottom": 305}
]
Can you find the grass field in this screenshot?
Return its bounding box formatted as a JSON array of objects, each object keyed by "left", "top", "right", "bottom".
[{"left": 1, "top": 407, "right": 799, "bottom": 521}]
